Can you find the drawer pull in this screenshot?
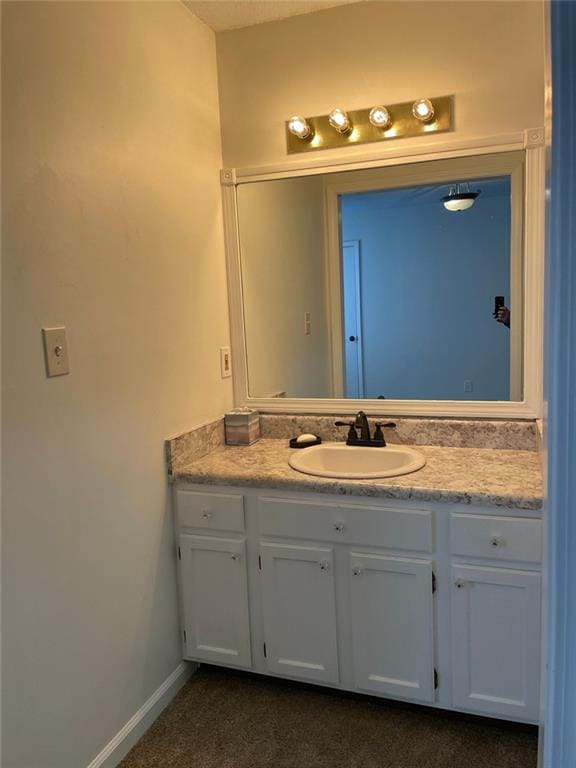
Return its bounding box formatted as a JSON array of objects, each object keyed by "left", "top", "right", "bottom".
[
  {"left": 319, "top": 560, "right": 331, "bottom": 571},
  {"left": 454, "top": 579, "right": 468, "bottom": 589},
  {"left": 231, "top": 553, "right": 240, "bottom": 562},
  {"left": 352, "top": 566, "right": 363, "bottom": 576},
  {"left": 334, "top": 522, "right": 345, "bottom": 533},
  {"left": 490, "top": 536, "right": 504, "bottom": 548}
]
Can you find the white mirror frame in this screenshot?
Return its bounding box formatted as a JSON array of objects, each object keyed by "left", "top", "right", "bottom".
[{"left": 221, "top": 128, "right": 545, "bottom": 418}]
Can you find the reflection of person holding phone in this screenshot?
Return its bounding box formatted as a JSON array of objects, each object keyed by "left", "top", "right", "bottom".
[{"left": 493, "top": 296, "right": 510, "bottom": 328}]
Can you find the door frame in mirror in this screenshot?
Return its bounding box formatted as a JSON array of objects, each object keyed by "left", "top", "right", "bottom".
[{"left": 221, "top": 129, "right": 545, "bottom": 418}]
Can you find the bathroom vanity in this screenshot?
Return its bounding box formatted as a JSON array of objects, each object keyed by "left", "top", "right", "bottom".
[{"left": 170, "top": 435, "right": 543, "bottom": 724}]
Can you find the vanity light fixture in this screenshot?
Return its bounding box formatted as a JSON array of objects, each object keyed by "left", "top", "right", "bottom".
[
  {"left": 328, "top": 108, "right": 352, "bottom": 134},
  {"left": 369, "top": 105, "right": 392, "bottom": 129},
  {"left": 412, "top": 98, "right": 435, "bottom": 123},
  {"left": 285, "top": 95, "right": 453, "bottom": 154},
  {"left": 287, "top": 115, "right": 313, "bottom": 140},
  {"left": 442, "top": 183, "right": 481, "bottom": 212}
]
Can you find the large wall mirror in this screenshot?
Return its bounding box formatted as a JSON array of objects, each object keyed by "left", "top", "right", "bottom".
[{"left": 224, "top": 146, "right": 544, "bottom": 417}]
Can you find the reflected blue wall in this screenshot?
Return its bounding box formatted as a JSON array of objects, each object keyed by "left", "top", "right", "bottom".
[{"left": 340, "top": 178, "right": 511, "bottom": 400}]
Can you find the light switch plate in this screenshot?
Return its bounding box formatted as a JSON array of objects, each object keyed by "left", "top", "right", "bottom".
[
  {"left": 220, "top": 346, "right": 232, "bottom": 378},
  {"left": 42, "top": 327, "right": 70, "bottom": 377}
]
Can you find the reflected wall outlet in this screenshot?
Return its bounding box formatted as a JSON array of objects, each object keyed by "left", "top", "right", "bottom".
[
  {"left": 42, "top": 327, "right": 70, "bottom": 377},
  {"left": 220, "top": 346, "right": 232, "bottom": 378},
  {"left": 464, "top": 380, "right": 473, "bottom": 393}
]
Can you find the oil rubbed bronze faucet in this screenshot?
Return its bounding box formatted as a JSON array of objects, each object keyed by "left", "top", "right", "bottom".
[
  {"left": 354, "top": 410, "right": 371, "bottom": 442},
  {"left": 335, "top": 412, "right": 396, "bottom": 447}
]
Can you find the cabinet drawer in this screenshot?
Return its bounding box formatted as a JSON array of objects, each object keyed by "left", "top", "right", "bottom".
[
  {"left": 450, "top": 513, "right": 542, "bottom": 563},
  {"left": 176, "top": 490, "right": 245, "bottom": 533},
  {"left": 258, "top": 497, "right": 433, "bottom": 552}
]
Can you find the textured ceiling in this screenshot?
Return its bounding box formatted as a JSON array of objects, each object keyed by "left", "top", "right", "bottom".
[{"left": 183, "top": 1, "right": 364, "bottom": 32}]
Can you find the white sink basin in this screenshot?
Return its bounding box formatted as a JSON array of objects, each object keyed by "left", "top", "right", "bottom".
[{"left": 288, "top": 443, "right": 426, "bottom": 479}]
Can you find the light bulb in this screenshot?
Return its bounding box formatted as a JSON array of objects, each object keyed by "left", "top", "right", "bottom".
[
  {"left": 288, "top": 115, "right": 312, "bottom": 140},
  {"left": 412, "top": 98, "right": 435, "bottom": 123},
  {"left": 369, "top": 106, "right": 391, "bottom": 129},
  {"left": 328, "top": 108, "right": 351, "bottom": 134}
]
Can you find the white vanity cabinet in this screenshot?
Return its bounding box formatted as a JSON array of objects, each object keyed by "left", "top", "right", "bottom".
[
  {"left": 349, "top": 553, "right": 435, "bottom": 702},
  {"left": 174, "top": 485, "right": 542, "bottom": 724},
  {"left": 259, "top": 541, "right": 339, "bottom": 683},
  {"left": 176, "top": 491, "right": 252, "bottom": 669},
  {"left": 449, "top": 512, "right": 542, "bottom": 721}
]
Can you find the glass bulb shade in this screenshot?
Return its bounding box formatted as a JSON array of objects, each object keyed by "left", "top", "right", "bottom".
[
  {"left": 288, "top": 115, "right": 312, "bottom": 140},
  {"left": 369, "top": 106, "right": 391, "bottom": 129},
  {"left": 442, "top": 192, "right": 479, "bottom": 212},
  {"left": 328, "top": 108, "right": 351, "bottom": 133},
  {"left": 412, "top": 98, "right": 435, "bottom": 122}
]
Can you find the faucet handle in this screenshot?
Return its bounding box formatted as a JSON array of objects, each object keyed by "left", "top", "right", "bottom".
[
  {"left": 373, "top": 421, "right": 396, "bottom": 443},
  {"left": 334, "top": 421, "right": 358, "bottom": 443}
]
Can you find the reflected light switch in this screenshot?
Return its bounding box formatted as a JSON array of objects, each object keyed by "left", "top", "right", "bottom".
[{"left": 42, "top": 327, "right": 70, "bottom": 377}]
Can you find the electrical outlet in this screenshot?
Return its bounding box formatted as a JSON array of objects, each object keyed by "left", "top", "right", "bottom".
[
  {"left": 220, "top": 346, "right": 232, "bottom": 378},
  {"left": 42, "top": 327, "right": 70, "bottom": 377},
  {"left": 464, "top": 380, "right": 473, "bottom": 393},
  {"left": 304, "top": 311, "right": 311, "bottom": 335}
]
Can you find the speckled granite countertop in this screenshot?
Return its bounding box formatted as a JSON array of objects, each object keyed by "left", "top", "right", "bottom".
[{"left": 172, "top": 439, "right": 543, "bottom": 511}]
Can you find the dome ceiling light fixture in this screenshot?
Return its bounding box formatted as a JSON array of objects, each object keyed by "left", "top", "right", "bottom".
[{"left": 442, "top": 182, "right": 481, "bottom": 212}]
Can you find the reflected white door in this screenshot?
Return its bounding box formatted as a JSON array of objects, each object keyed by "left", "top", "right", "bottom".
[{"left": 342, "top": 240, "right": 364, "bottom": 398}]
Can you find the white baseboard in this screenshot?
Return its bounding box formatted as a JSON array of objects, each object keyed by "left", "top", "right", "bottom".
[{"left": 86, "top": 661, "right": 197, "bottom": 768}]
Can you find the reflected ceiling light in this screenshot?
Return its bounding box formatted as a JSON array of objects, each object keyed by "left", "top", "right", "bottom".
[
  {"left": 442, "top": 183, "right": 481, "bottom": 212},
  {"left": 328, "top": 108, "right": 352, "bottom": 134},
  {"left": 369, "top": 105, "right": 392, "bottom": 129},
  {"left": 412, "top": 98, "right": 435, "bottom": 123},
  {"left": 287, "top": 115, "right": 313, "bottom": 140}
]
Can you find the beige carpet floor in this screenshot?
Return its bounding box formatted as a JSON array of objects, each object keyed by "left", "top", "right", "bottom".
[{"left": 119, "top": 666, "right": 538, "bottom": 768}]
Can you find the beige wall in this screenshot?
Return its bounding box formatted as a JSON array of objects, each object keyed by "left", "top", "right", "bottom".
[
  {"left": 217, "top": 0, "right": 545, "bottom": 168},
  {"left": 1, "top": 3, "right": 231, "bottom": 767},
  {"left": 237, "top": 176, "right": 331, "bottom": 398}
]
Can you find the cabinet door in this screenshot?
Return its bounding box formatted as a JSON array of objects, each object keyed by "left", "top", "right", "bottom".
[
  {"left": 260, "top": 542, "right": 339, "bottom": 683},
  {"left": 349, "top": 552, "right": 435, "bottom": 702},
  {"left": 179, "top": 534, "right": 251, "bottom": 668},
  {"left": 451, "top": 565, "right": 541, "bottom": 721}
]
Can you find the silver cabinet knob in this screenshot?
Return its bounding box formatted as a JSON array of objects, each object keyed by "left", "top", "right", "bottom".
[
  {"left": 454, "top": 579, "right": 468, "bottom": 589},
  {"left": 352, "top": 566, "right": 363, "bottom": 576},
  {"left": 334, "top": 522, "right": 345, "bottom": 533},
  {"left": 201, "top": 509, "right": 213, "bottom": 519},
  {"left": 319, "top": 560, "right": 330, "bottom": 571},
  {"left": 231, "top": 553, "right": 240, "bottom": 561},
  {"left": 490, "top": 536, "right": 504, "bottom": 547}
]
